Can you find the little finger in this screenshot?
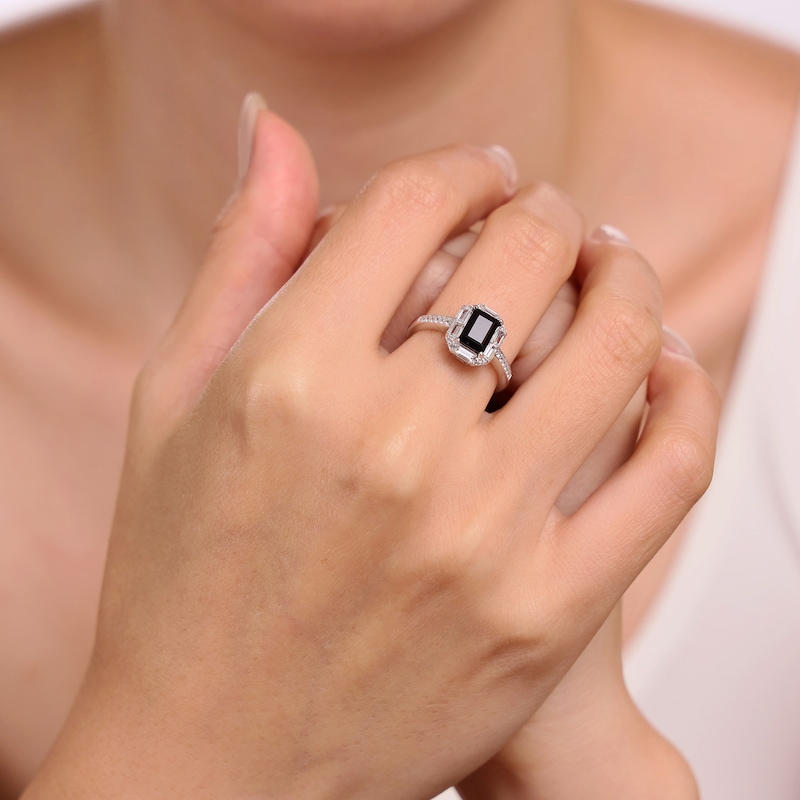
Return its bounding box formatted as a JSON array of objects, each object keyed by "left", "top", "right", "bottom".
[{"left": 550, "top": 345, "right": 720, "bottom": 612}]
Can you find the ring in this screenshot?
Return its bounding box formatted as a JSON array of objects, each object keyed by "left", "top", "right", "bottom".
[{"left": 407, "top": 304, "right": 512, "bottom": 390}]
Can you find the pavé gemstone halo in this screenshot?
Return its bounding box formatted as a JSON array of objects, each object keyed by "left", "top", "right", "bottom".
[{"left": 407, "top": 304, "right": 512, "bottom": 390}]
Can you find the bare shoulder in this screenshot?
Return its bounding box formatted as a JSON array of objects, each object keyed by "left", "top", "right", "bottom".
[
  {"left": 629, "top": 0, "right": 800, "bottom": 146},
  {"left": 578, "top": 0, "right": 800, "bottom": 235},
  {"left": 616, "top": 0, "right": 800, "bottom": 86}
]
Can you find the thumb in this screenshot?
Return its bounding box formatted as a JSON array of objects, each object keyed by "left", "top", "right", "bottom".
[{"left": 145, "top": 93, "right": 320, "bottom": 423}]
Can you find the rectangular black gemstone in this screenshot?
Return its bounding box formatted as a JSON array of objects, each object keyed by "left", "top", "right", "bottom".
[{"left": 459, "top": 308, "right": 501, "bottom": 353}]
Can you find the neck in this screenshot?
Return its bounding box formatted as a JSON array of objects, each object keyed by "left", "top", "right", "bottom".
[{"left": 101, "top": 0, "right": 579, "bottom": 271}]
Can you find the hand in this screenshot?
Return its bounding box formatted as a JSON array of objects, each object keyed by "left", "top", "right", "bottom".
[{"left": 26, "top": 108, "right": 718, "bottom": 800}]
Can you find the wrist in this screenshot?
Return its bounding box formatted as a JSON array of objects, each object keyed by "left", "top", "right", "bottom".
[{"left": 458, "top": 697, "right": 698, "bottom": 800}]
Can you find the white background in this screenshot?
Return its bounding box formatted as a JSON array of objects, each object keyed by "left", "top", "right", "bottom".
[{"left": 0, "top": 0, "right": 800, "bottom": 50}]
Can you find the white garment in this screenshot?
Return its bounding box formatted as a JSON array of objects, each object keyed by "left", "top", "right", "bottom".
[{"left": 435, "top": 112, "right": 800, "bottom": 800}]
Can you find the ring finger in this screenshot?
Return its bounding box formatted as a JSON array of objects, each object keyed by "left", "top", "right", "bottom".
[{"left": 393, "top": 183, "right": 585, "bottom": 417}]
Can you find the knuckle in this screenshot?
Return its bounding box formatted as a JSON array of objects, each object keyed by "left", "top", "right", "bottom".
[
  {"left": 223, "top": 366, "right": 432, "bottom": 503},
  {"left": 679, "top": 360, "right": 723, "bottom": 418},
  {"left": 477, "top": 588, "right": 555, "bottom": 680},
  {"left": 400, "top": 528, "right": 484, "bottom": 602},
  {"left": 373, "top": 159, "right": 460, "bottom": 218},
  {"left": 530, "top": 182, "right": 586, "bottom": 234},
  {"left": 355, "top": 422, "right": 430, "bottom": 503},
  {"left": 222, "top": 358, "right": 316, "bottom": 447},
  {"left": 489, "top": 209, "right": 572, "bottom": 275},
  {"left": 593, "top": 296, "right": 662, "bottom": 376},
  {"left": 656, "top": 427, "right": 715, "bottom": 507}
]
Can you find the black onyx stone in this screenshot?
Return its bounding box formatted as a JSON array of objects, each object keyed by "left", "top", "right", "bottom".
[{"left": 459, "top": 308, "right": 501, "bottom": 353}]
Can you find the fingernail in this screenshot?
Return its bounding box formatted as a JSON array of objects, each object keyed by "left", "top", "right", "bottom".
[
  {"left": 662, "top": 325, "right": 695, "bottom": 359},
  {"left": 590, "top": 224, "right": 632, "bottom": 245},
  {"left": 238, "top": 92, "right": 268, "bottom": 181},
  {"left": 481, "top": 144, "right": 518, "bottom": 193},
  {"left": 441, "top": 230, "right": 478, "bottom": 258}
]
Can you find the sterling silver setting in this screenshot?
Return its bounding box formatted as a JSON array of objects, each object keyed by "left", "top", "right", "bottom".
[{"left": 408, "top": 304, "right": 512, "bottom": 390}]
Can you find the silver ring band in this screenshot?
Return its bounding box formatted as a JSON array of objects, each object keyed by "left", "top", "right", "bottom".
[{"left": 408, "top": 304, "right": 512, "bottom": 391}]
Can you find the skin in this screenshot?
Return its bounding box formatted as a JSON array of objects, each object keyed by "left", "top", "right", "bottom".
[
  {"left": 21, "top": 119, "right": 716, "bottom": 800},
  {"left": 0, "top": 0, "right": 796, "bottom": 794}
]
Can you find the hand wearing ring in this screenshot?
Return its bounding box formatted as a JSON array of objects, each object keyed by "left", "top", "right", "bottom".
[{"left": 59, "top": 117, "right": 718, "bottom": 800}]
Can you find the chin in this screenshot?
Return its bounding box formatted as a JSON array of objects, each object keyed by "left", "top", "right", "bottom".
[{"left": 203, "top": 0, "right": 485, "bottom": 52}]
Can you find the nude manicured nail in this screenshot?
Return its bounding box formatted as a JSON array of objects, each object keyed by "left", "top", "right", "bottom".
[
  {"left": 441, "top": 230, "right": 479, "bottom": 258},
  {"left": 662, "top": 325, "right": 695, "bottom": 360},
  {"left": 590, "top": 224, "right": 632, "bottom": 245},
  {"left": 481, "top": 144, "right": 518, "bottom": 192},
  {"left": 238, "top": 92, "right": 268, "bottom": 180}
]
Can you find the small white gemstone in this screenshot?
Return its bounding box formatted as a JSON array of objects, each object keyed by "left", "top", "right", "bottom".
[
  {"left": 456, "top": 306, "right": 472, "bottom": 323},
  {"left": 495, "top": 350, "right": 512, "bottom": 381}
]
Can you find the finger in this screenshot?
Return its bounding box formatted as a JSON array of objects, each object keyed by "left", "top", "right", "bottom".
[
  {"left": 396, "top": 183, "right": 584, "bottom": 415},
  {"left": 380, "top": 232, "right": 480, "bottom": 353},
  {"left": 486, "top": 281, "right": 577, "bottom": 412},
  {"left": 247, "top": 143, "right": 518, "bottom": 353},
  {"left": 549, "top": 347, "right": 720, "bottom": 612},
  {"left": 141, "top": 103, "right": 319, "bottom": 422},
  {"left": 554, "top": 382, "right": 647, "bottom": 515},
  {"left": 308, "top": 204, "right": 346, "bottom": 253},
  {"left": 491, "top": 231, "right": 662, "bottom": 495}
]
